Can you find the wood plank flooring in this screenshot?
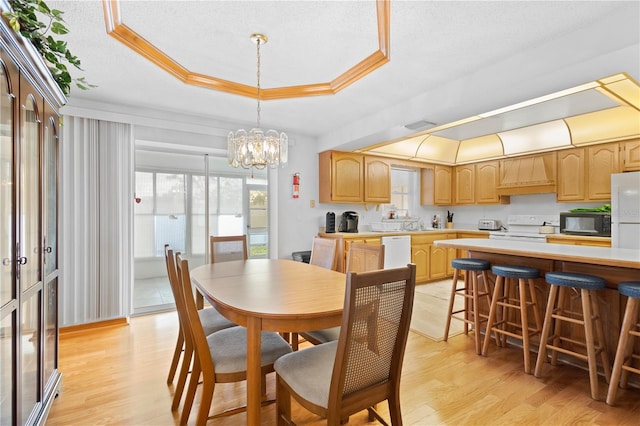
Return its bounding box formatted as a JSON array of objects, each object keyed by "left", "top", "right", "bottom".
[{"left": 47, "top": 310, "right": 640, "bottom": 425}]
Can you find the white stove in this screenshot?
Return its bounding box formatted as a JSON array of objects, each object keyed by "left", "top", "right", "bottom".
[{"left": 489, "top": 214, "right": 559, "bottom": 243}]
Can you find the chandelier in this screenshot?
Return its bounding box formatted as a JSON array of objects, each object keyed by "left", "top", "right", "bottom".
[{"left": 228, "top": 34, "right": 288, "bottom": 170}]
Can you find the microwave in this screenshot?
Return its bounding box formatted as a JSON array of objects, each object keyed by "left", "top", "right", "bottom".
[{"left": 559, "top": 212, "right": 611, "bottom": 237}]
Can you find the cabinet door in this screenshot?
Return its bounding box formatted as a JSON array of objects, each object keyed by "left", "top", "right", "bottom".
[
  {"left": 475, "top": 161, "right": 501, "bottom": 204},
  {"left": 411, "top": 245, "right": 429, "bottom": 283},
  {"left": 364, "top": 156, "right": 390, "bottom": 203},
  {"left": 586, "top": 143, "right": 619, "bottom": 200},
  {"left": 454, "top": 164, "right": 474, "bottom": 204},
  {"left": 621, "top": 140, "right": 640, "bottom": 171},
  {"left": 331, "top": 152, "right": 363, "bottom": 202},
  {"left": 0, "top": 52, "right": 17, "bottom": 426},
  {"left": 556, "top": 148, "right": 585, "bottom": 201},
  {"left": 434, "top": 166, "right": 452, "bottom": 205},
  {"left": 429, "top": 245, "right": 448, "bottom": 280}
]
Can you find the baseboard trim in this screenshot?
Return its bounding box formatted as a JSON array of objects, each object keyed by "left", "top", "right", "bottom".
[{"left": 60, "top": 317, "right": 129, "bottom": 335}]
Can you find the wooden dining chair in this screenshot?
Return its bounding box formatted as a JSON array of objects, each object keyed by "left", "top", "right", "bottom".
[
  {"left": 274, "top": 264, "right": 416, "bottom": 425},
  {"left": 176, "top": 253, "right": 293, "bottom": 425},
  {"left": 299, "top": 242, "right": 385, "bottom": 347},
  {"left": 210, "top": 235, "right": 248, "bottom": 263},
  {"left": 309, "top": 236, "right": 338, "bottom": 271},
  {"left": 163, "top": 245, "right": 235, "bottom": 416}
]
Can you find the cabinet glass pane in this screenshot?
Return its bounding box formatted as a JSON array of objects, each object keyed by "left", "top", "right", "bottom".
[
  {"left": 21, "top": 290, "right": 41, "bottom": 422},
  {"left": 43, "top": 277, "right": 57, "bottom": 387},
  {"left": 0, "top": 312, "right": 14, "bottom": 424},
  {"left": 0, "top": 63, "right": 13, "bottom": 306},
  {"left": 19, "top": 96, "right": 40, "bottom": 291},
  {"left": 43, "top": 118, "right": 57, "bottom": 275}
]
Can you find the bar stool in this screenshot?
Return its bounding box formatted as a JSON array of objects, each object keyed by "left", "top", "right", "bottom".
[
  {"left": 534, "top": 272, "right": 611, "bottom": 400},
  {"left": 482, "top": 265, "right": 542, "bottom": 373},
  {"left": 606, "top": 281, "right": 640, "bottom": 406},
  {"left": 444, "top": 258, "right": 493, "bottom": 355}
]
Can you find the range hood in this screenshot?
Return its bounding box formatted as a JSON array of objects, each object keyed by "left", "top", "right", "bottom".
[{"left": 358, "top": 73, "right": 640, "bottom": 165}]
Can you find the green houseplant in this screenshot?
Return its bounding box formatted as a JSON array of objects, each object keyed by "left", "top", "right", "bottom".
[{"left": 3, "top": 0, "right": 93, "bottom": 95}]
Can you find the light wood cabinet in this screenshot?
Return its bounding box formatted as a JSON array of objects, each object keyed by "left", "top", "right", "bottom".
[
  {"left": 454, "top": 164, "right": 474, "bottom": 204},
  {"left": 364, "top": 156, "right": 390, "bottom": 203},
  {"left": 1, "top": 21, "right": 65, "bottom": 426},
  {"left": 411, "top": 233, "right": 456, "bottom": 283},
  {"left": 557, "top": 143, "right": 619, "bottom": 202},
  {"left": 621, "top": 140, "right": 640, "bottom": 171},
  {"left": 475, "top": 160, "right": 507, "bottom": 204},
  {"left": 546, "top": 235, "right": 611, "bottom": 247},
  {"left": 319, "top": 151, "right": 390, "bottom": 204},
  {"left": 497, "top": 152, "right": 557, "bottom": 195},
  {"left": 420, "top": 165, "right": 453, "bottom": 206}
]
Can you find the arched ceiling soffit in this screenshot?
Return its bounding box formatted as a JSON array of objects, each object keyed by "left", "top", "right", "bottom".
[{"left": 102, "top": 0, "right": 390, "bottom": 100}]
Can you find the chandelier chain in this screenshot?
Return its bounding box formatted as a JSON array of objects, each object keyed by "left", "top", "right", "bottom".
[{"left": 256, "top": 39, "right": 261, "bottom": 129}]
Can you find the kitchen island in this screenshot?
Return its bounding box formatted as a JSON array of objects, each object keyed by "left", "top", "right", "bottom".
[{"left": 435, "top": 238, "right": 640, "bottom": 361}]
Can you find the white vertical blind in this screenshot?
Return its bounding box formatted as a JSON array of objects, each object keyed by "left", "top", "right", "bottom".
[{"left": 60, "top": 116, "right": 133, "bottom": 326}]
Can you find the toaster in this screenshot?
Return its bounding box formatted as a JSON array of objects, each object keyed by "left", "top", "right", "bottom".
[{"left": 478, "top": 219, "right": 501, "bottom": 231}]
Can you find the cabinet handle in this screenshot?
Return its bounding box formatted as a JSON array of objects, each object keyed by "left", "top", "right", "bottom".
[
  {"left": 45, "top": 247, "right": 52, "bottom": 253},
  {"left": 18, "top": 257, "right": 27, "bottom": 265},
  {"left": 2, "top": 258, "right": 10, "bottom": 266}
]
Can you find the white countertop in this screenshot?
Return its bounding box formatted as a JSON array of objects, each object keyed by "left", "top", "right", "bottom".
[{"left": 435, "top": 238, "right": 640, "bottom": 269}]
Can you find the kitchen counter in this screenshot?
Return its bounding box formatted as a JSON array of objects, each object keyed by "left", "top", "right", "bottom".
[
  {"left": 435, "top": 238, "right": 639, "bottom": 362},
  {"left": 435, "top": 238, "right": 639, "bottom": 269}
]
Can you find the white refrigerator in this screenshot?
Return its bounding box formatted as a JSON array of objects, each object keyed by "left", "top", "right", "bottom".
[{"left": 611, "top": 171, "right": 640, "bottom": 249}]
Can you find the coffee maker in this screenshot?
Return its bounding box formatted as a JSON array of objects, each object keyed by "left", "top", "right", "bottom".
[{"left": 339, "top": 211, "right": 359, "bottom": 233}]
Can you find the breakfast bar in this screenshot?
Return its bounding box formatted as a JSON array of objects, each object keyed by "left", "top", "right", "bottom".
[{"left": 435, "top": 238, "right": 640, "bottom": 360}]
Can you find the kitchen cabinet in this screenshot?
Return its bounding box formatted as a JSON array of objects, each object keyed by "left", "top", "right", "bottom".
[
  {"left": 342, "top": 237, "right": 380, "bottom": 273},
  {"left": 1, "top": 21, "right": 65, "bottom": 426},
  {"left": 621, "top": 139, "right": 640, "bottom": 171},
  {"left": 475, "top": 160, "right": 509, "bottom": 204},
  {"left": 318, "top": 150, "right": 390, "bottom": 204},
  {"left": 546, "top": 235, "right": 611, "bottom": 247},
  {"left": 557, "top": 143, "right": 619, "bottom": 202},
  {"left": 364, "top": 156, "right": 391, "bottom": 203},
  {"left": 454, "top": 164, "right": 474, "bottom": 204},
  {"left": 411, "top": 233, "right": 456, "bottom": 283},
  {"left": 421, "top": 165, "right": 452, "bottom": 205}
]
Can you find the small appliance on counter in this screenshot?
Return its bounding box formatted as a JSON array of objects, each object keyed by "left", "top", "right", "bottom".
[
  {"left": 478, "top": 219, "right": 502, "bottom": 231},
  {"left": 559, "top": 211, "right": 611, "bottom": 237},
  {"left": 339, "top": 211, "right": 359, "bottom": 233},
  {"left": 325, "top": 212, "right": 336, "bottom": 233}
]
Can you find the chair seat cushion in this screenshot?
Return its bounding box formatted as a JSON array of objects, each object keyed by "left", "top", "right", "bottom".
[
  {"left": 451, "top": 258, "right": 490, "bottom": 271},
  {"left": 274, "top": 341, "right": 338, "bottom": 408},
  {"left": 208, "top": 326, "right": 292, "bottom": 374},
  {"left": 199, "top": 307, "right": 235, "bottom": 335},
  {"left": 304, "top": 327, "right": 341, "bottom": 344},
  {"left": 619, "top": 281, "right": 640, "bottom": 299},
  {"left": 492, "top": 265, "right": 539, "bottom": 279},
  {"left": 545, "top": 272, "right": 605, "bottom": 290}
]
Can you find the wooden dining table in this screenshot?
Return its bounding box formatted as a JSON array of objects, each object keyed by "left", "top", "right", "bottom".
[{"left": 190, "top": 258, "right": 347, "bottom": 424}]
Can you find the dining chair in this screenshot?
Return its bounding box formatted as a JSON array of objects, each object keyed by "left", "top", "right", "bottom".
[
  {"left": 210, "top": 234, "right": 248, "bottom": 263},
  {"left": 164, "top": 245, "right": 235, "bottom": 416},
  {"left": 274, "top": 263, "right": 416, "bottom": 425},
  {"left": 176, "top": 253, "right": 293, "bottom": 425},
  {"left": 299, "top": 242, "right": 385, "bottom": 347},
  {"left": 309, "top": 236, "right": 339, "bottom": 271}
]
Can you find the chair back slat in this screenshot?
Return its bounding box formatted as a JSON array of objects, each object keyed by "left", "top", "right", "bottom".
[
  {"left": 310, "top": 237, "right": 338, "bottom": 270},
  {"left": 210, "top": 235, "right": 248, "bottom": 263},
  {"left": 329, "top": 264, "right": 416, "bottom": 408},
  {"left": 346, "top": 242, "right": 385, "bottom": 273}
]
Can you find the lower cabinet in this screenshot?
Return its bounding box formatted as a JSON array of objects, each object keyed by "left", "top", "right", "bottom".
[
  {"left": 546, "top": 235, "right": 611, "bottom": 247},
  {"left": 411, "top": 233, "right": 457, "bottom": 283}
]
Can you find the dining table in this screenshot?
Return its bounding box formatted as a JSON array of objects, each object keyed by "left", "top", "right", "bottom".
[{"left": 190, "top": 258, "right": 347, "bottom": 424}]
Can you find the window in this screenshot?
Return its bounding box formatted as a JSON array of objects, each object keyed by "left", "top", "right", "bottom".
[{"left": 389, "top": 168, "right": 419, "bottom": 218}]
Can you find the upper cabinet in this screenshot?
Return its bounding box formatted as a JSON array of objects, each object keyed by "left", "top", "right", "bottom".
[
  {"left": 421, "top": 165, "right": 452, "bottom": 206},
  {"left": 621, "top": 139, "right": 640, "bottom": 171},
  {"left": 475, "top": 160, "right": 508, "bottom": 204},
  {"left": 319, "top": 151, "right": 390, "bottom": 204},
  {"left": 557, "top": 143, "right": 620, "bottom": 202},
  {"left": 454, "top": 164, "right": 474, "bottom": 204}
]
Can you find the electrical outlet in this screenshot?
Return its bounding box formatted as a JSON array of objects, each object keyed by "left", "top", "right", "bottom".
[{"left": 310, "top": 199, "right": 315, "bottom": 208}]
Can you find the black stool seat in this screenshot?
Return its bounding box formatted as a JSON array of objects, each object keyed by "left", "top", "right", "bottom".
[
  {"left": 545, "top": 272, "right": 605, "bottom": 290},
  {"left": 618, "top": 281, "right": 640, "bottom": 299},
  {"left": 492, "top": 265, "right": 539, "bottom": 279},
  {"left": 451, "top": 258, "right": 490, "bottom": 271}
]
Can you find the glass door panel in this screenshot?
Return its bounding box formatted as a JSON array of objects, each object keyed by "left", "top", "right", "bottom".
[
  {"left": 43, "top": 277, "right": 57, "bottom": 389},
  {"left": 19, "top": 94, "right": 40, "bottom": 292},
  {"left": 43, "top": 116, "right": 58, "bottom": 275},
  {"left": 0, "top": 311, "right": 14, "bottom": 424},
  {"left": 248, "top": 184, "right": 268, "bottom": 258},
  {"left": 0, "top": 60, "right": 14, "bottom": 307},
  {"left": 20, "top": 288, "right": 41, "bottom": 423}
]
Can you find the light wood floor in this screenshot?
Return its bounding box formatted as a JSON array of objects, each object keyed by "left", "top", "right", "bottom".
[{"left": 47, "top": 310, "right": 640, "bottom": 425}]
